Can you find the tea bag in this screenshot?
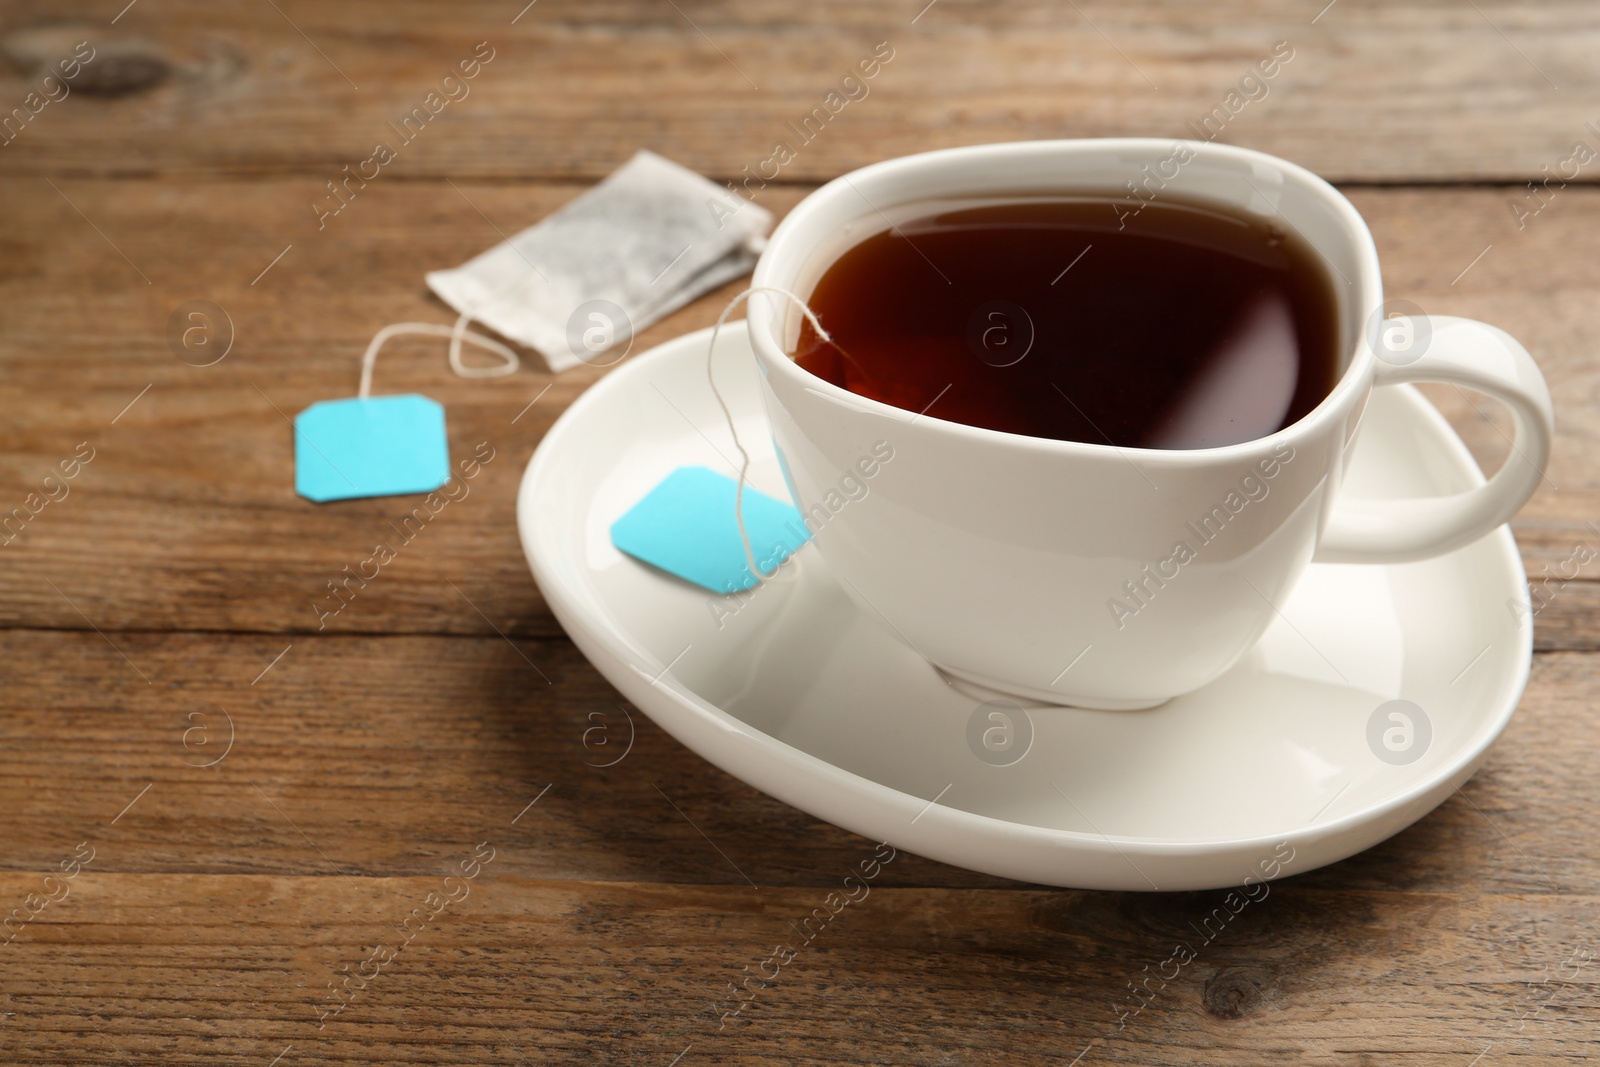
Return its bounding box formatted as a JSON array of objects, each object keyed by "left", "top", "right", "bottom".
[{"left": 426, "top": 150, "right": 772, "bottom": 372}]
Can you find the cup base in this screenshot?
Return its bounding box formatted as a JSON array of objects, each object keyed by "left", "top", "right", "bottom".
[{"left": 934, "top": 664, "right": 1172, "bottom": 711}]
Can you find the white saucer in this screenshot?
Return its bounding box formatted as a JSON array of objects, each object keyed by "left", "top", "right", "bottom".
[{"left": 517, "top": 323, "right": 1531, "bottom": 891}]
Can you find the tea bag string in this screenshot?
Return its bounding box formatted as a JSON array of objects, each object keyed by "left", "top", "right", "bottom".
[
  {"left": 706, "top": 286, "right": 839, "bottom": 586},
  {"left": 356, "top": 310, "right": 521, "bottom": 398}
]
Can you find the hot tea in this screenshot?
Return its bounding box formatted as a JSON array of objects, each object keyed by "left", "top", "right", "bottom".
[{"left": 794, "top": 197, "right": 1340, "bottom": 449}]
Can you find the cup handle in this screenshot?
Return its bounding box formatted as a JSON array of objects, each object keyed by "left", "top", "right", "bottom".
[{"left": 1313, "top": 315, "right": 1554, "bottom": 565}]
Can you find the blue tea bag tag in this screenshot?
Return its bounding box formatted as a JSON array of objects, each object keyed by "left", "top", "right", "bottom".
[
  {"left": 611, "top": 466, "right": 812, "bottom": 593},
  {"left": 294, "top": 394, "right": 451, "bottom": 503}
]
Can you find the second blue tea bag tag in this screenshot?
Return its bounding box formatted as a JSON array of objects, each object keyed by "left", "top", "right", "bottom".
[
  {"left": 608, "top": 287, "right": 845, "bottom": 596},
  {"left": 294, "top": 317, "right": 520, "bottom": 503},
  {"left": 611, "top": 467, "right": 812, "bottom": 593}
]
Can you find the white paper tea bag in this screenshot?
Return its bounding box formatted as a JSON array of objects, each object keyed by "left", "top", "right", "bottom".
[{"left": 426, "top": 150, "right": 772, "bottom": 372}]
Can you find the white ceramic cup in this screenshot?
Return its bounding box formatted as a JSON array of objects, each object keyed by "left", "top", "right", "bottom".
[{"left": 746, "top": 139, "right": 1554, "bottom": 710}]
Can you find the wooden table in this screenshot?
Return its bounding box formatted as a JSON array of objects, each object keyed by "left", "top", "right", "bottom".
[{"left": 2, "top": 2, "right": 1596, "bottom": 1063}]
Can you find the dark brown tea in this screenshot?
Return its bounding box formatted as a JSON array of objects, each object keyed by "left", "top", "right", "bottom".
[{"left": 794, "top": 198, "right": 1340, "bottom": 449}]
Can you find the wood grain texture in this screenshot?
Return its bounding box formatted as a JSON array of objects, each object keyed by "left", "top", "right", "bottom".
[
  {"left": 0, "top": 636, "right": 1596, "bottom": 1064},
  {"left": 0, "top": 1, "right": 1596, "bottom": 184},
  {"left": 4, "top": 0, "right": 1599, "bottom": 1062},
  {"left": 0, "top": 632, "right": 1592, "bottom": 898},
  {"left": 2, "top": 875, "right": 1596, "bottom": 1065}
]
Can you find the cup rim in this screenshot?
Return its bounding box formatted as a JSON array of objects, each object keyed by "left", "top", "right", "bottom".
[{"left": 748, "top": 138, "right": 1385, "bottom": 463}]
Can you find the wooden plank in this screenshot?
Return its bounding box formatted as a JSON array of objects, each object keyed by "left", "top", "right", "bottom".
[
  {"left": 0, "top": 633, "right": 1593, "bottom": 898},
  {"left": 2, "top": 875, "right": 1596, "bottom": 1064},
  {"left": 2, "top": 180, "right": 1600, "bottom": 645},
  {"left": 0, "top": 1, "right": 1596, "bottom": 183},
  {"left": 0, "top": 640, "right": 1595, "bottom": 1062}
]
